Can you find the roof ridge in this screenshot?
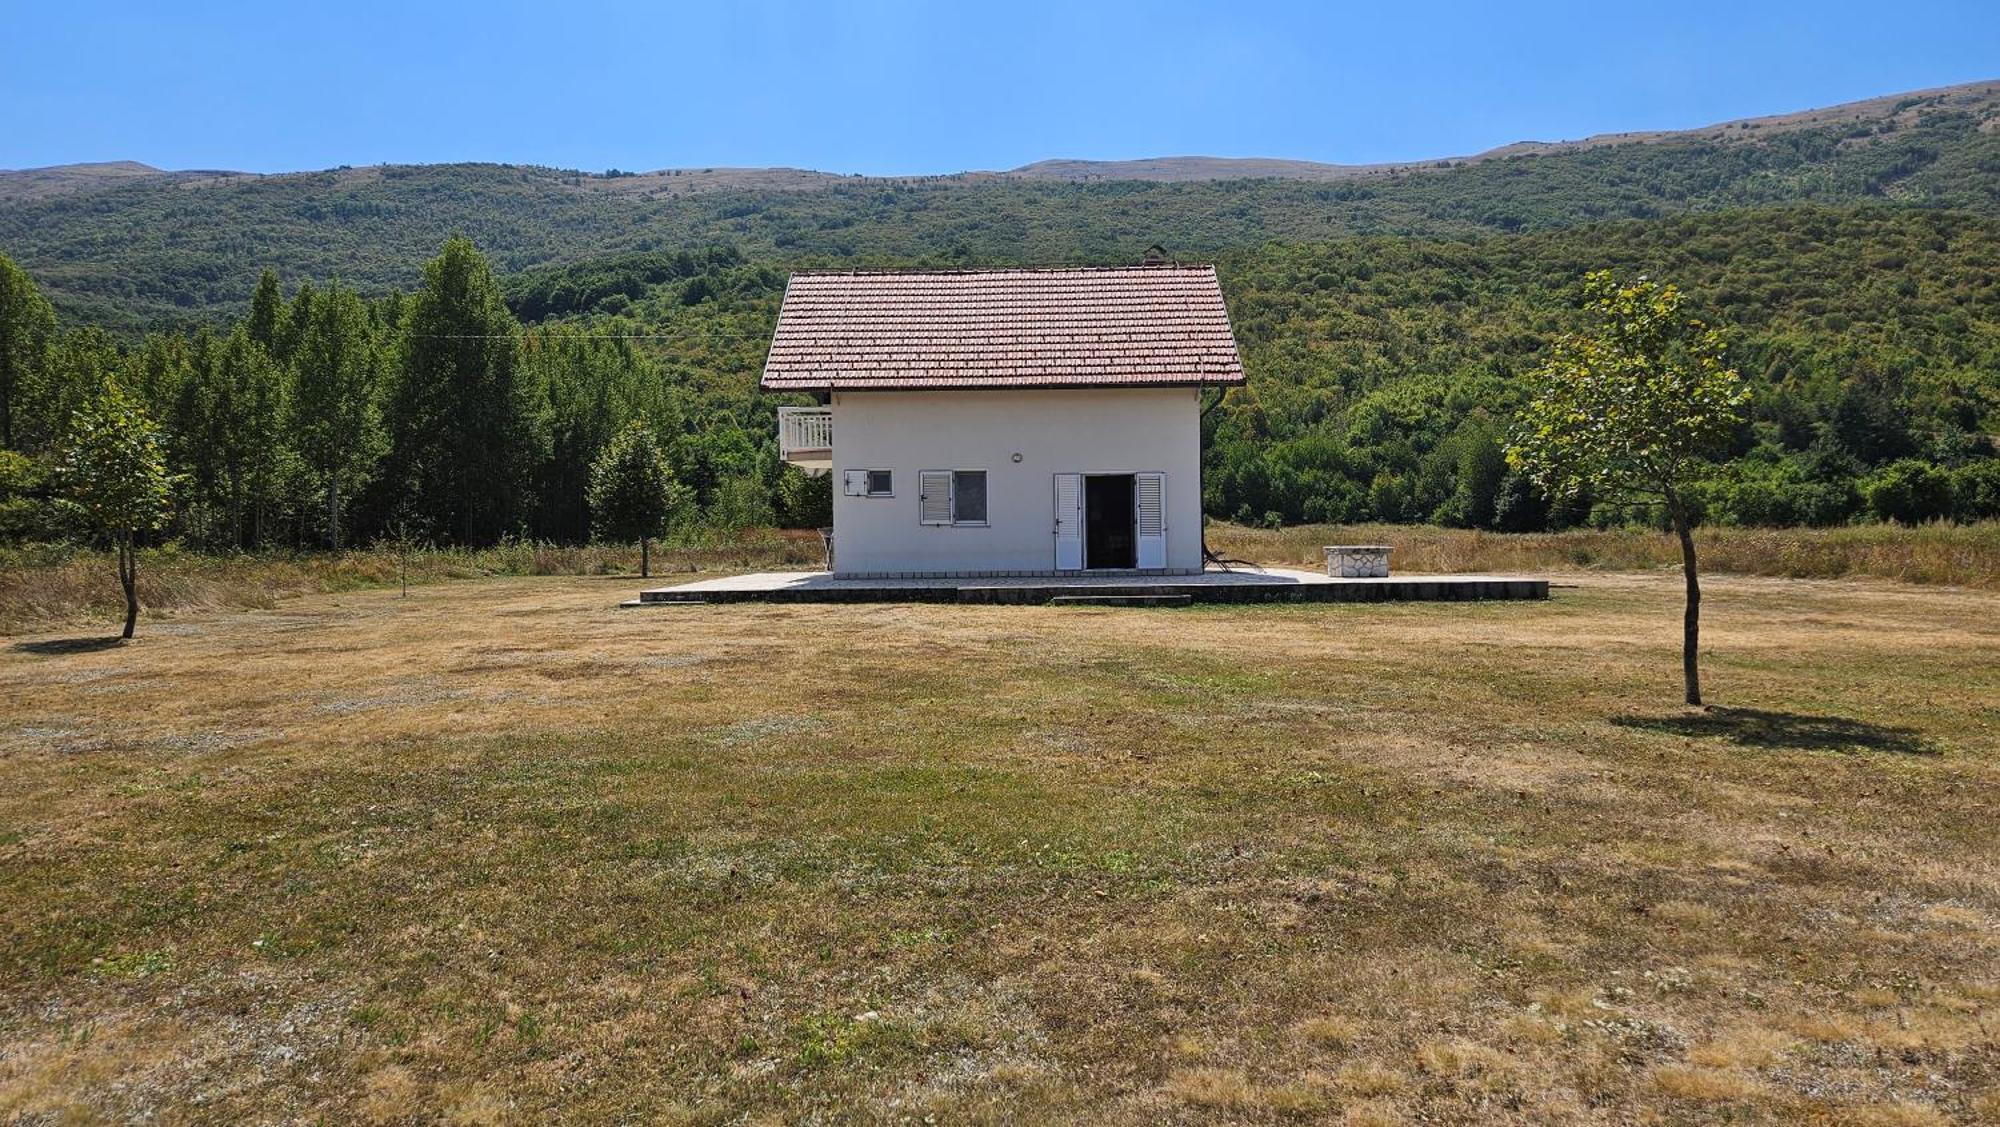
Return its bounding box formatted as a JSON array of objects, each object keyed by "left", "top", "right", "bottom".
[{"left": 789, "top": 264, "right": 1217, "bottom": 278}]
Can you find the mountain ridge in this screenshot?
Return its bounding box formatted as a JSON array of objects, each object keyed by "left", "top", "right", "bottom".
[
  {"left": 7, "top": 78, "right": 1995, "bottom": 197},
  {"left": 1007, "top": 80, "right": 2000, "bottom": 181}
]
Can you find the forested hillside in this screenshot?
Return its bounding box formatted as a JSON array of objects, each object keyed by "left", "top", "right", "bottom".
[{"left": 4, "top": 84, "right": 1997, "bottom": 330}]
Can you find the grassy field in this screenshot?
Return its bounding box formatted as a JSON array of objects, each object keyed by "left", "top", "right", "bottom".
[
  {"left": 5, "top": 521, "right": 1999, "bottom": 638},
  {"left": 1, "top": 569, "right": 1996, "bottom": 1123}
]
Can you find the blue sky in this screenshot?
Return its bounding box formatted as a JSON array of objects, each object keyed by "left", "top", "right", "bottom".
[{"left": 4, "top": 1, "right": 1997, "bottom": 174}]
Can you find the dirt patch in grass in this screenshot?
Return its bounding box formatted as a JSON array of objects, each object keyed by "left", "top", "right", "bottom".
[{"left": 0, "top": 572, "right": 1995, "bottom": 1122}]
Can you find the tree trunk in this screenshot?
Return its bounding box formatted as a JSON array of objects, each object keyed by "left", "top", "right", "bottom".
[
  {"left": 119, "top": 534, "right": 139, "bottom": 640},
  {"left": 641, "top": 537, "right": 650, "bottom": 579},
  {"left": 328, "top": 474, "right": 342, "bottom": 553},
  {"left": 1671, "top": 501, "right": 1702, "bottom": 706}
]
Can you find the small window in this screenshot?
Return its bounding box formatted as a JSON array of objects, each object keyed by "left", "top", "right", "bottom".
[
  {"left": 843, "top": 470, "right": 894, "bottom": 497},
  {"left": 951, "top": 470, "right": 987, "bottom": 524},
  {"left": 920, "top": 469, "right": 988, "bottom": 526}
]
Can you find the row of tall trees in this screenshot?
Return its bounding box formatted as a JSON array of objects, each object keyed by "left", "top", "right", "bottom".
[{"left": 0, "top": 240, "right": 830, "bottom": 552}]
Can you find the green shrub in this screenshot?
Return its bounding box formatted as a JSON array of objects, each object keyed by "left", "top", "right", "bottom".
[
  {"left": 1863, "top": 459, "right": 1954, "bottom": 524},
  {"left": 1950, "top": 458, "right": 2000, "bottom": 521}
]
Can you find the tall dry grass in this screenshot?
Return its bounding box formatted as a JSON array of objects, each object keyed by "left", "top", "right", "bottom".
[
  {"left": 0, "top": 530, "right": 824, "bottom": 634},
  {"left": 8, "top": 523, "right": 1995, "bottom": 635},
  {"left": 1206, "top": 521, "right": 2000, "bottom": 589}
]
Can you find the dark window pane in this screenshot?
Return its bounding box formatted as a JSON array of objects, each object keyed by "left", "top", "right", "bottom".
[
  {"left": 867, "top": 469, "right": 892, "bottom": 496},
  {"left": 953, "top": 470, "right": 987, "bottom": 523}
]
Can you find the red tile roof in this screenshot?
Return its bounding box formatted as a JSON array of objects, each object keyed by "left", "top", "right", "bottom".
[{"left": 759, "top": 266, "right": 1246, "bottom": 391}]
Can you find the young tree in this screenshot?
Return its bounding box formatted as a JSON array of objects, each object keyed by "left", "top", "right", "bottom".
[
  {"left": 291, "top": 282, "right": 386, "bottom": 550},
  {"left": 587, "top": 421, "right": 679, "bottom": 577},
  {"left": 1508, "top": 272, "right": 1747, "bottom": 706},
  {"left": 0, "top": 254, "right": 58, "bottom": 452},
  {"left": 58, "top": 379, "right": 173, "bottom": 639}
]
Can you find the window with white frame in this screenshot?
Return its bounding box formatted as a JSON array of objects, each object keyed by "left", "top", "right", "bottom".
[
  {"left": 844, "top": 469, "right": 894, "bottom": 497},
  {"left": 919, "top": 469, "right": 987, "bottom": 526}
]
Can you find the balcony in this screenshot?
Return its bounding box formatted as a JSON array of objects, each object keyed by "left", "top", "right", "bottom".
[{"left": 777, "top": 406, "right": 833, "bottom": 473}]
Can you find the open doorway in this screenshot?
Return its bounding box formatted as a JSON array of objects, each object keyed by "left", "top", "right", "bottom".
[{"left": 1084, "top": 473, "right": 1136, "bottom": 569}]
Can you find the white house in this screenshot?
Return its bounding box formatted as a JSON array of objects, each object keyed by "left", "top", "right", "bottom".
[{"left": 763, "top": 265, "right": 1246, "bottom": 577}]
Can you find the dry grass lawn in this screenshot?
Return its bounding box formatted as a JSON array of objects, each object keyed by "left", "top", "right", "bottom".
[{"left": 1, "top": 572, "right": 1996, "bottom": 1123}]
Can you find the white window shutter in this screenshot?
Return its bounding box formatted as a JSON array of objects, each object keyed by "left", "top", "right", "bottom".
[
  {"left": 1053, "top": 473, "right": 1083, "bottom": 570},
  {"left": 1135, "top": 473, "right": 1167, "bottom": 569},
  {"left": 919, "top": 470, "right": 952, "bottom": 525},
  {"left": 843, "top": 469, "right": 867, "bottom": 497}
]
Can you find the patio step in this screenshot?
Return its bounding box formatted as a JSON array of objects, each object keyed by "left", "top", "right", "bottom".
[
  {"left": 631, "top": 571, "right": 1549, "bottom": 606},
  {"left": 1047, "top": 594, "right": 1193, "bottom": 607}
]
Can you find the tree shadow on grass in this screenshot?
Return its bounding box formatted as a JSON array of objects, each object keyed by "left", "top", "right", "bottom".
[
  {"left": 11, "top": 636, "right": 127, "bottom": 656},
  {"left": 1612, "top": 707, "right": 1940, "bottom": 756}
]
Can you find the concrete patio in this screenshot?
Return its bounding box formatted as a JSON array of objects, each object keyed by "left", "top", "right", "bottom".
[{"left": 625, "top": 566, "right": 1548, "bottom": 606}]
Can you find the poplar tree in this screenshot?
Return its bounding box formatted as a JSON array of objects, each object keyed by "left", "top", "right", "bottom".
[
  {"left": 245, "top": 269, "right": 286, "bottom": 353},
  {"left": 274, "top": 279, "right": 315, "bottom": 367},
  {"left": 291, "top": 282, "right": 385, "bottom": 550},
  {"left": 0, "top": 254, "right": 58, "bottom": 452},
  {"left": 124, "top": 333, "right": 193, "bottom": 418},
  {"left": 526, "top": 325, "right": 657, "bottom": 542},
  {"left": 185, "top": 331, "right": 287, "bottom": 548},
  {"left": 40, "top": 329, "right": 124, "bottom": 462},
  {"left": 383, "top": 238, "right": 541, "bottom": 545}
]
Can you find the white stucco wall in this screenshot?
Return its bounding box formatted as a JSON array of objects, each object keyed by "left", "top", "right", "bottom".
[{"left": 829, "top": 387, "right": 1204, "bottom": 575}]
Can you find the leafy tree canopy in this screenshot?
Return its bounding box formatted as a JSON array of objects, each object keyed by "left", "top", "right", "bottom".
[
  {"left": 588, "top": 420, "right": 679, "bottom": 544},
  {"left": 1507, "top": 272, "right": 1749, "bottom": 510},
  {"left": 58, "top": 377, "right": 173, "bottom": 538}
]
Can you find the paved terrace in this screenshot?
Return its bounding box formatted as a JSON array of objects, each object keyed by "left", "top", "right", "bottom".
[{"left": 627, "top": 567, "right": 1548, "bottom": 606}]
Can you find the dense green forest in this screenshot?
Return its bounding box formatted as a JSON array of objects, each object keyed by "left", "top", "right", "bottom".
[
  {"left": 4, "top": 201, "right": 1996, "bottom": 549},
  {"left": 4, "top": 86, "right": 1997, "bottom": 331}
]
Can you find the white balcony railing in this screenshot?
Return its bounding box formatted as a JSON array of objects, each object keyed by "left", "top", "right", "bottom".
[{"left": 777, "top": 406, "right": 833, "bottom": 469}]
